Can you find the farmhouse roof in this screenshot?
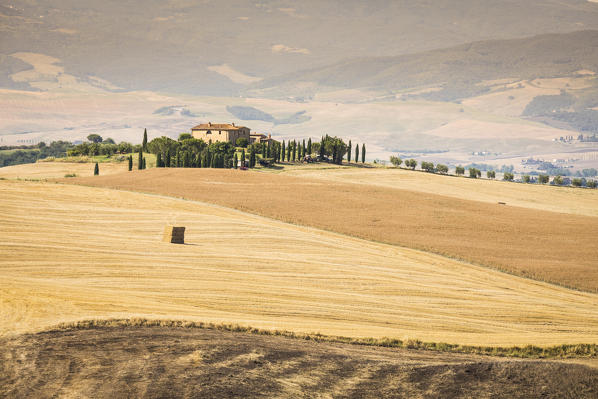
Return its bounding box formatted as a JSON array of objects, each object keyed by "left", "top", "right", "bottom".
[{"left": 191, "top": 122, "right": 247, "bottom": 130}]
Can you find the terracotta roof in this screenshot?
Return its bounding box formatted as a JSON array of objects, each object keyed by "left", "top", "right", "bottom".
[
  {"left": 191, "top": 123, "right": 247, "bottom": 130},
  {"left": 250, "top": 133, "right": 268, "bottom": 138}
]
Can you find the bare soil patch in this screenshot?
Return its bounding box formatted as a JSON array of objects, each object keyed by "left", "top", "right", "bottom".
[
  {"left": 1, "top": 325, "right": 597, "bottom": 399},
  {"left": 69, "top": 168, "right": 598, "bottom": 292}
]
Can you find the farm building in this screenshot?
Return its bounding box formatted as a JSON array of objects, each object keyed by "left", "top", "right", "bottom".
[
  {"left": 249, "top": 133, "right": 275, "bottom": 144},
  {"left": 191, "top": 122, "right": 250, "bottom": 144}
]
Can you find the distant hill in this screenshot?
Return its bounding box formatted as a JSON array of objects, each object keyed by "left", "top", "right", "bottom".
[
  {"left": 249, "top": 30, "right": 598, "bottom": 100},
  {"left": 3, "top": 1, "right": 598, "bottom": 95}
]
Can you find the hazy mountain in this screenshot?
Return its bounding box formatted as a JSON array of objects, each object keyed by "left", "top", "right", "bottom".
[{"left": 3, "top": 0, "right": 598, "bottom": 95}]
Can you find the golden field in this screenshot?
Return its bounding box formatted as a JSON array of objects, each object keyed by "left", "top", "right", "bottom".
[
  {"left": 283, "top": 165, "right": 598, "bottom": 217},
  {"left": 0, "top": 160, "right": 128, "bottom": 180},
  {"left": 1, "top": 179, "right": 598, "bottom": 346},
  {"left": 71, "top": 168, "right": 598, "bottom": 292}
]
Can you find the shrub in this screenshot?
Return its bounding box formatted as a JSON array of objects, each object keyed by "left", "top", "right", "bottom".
[
  {"left": 389, "top": 155, "right": 402, "bottom": 167},
  {"left": 572, "top": 178, "right": 583, "bottom": 187},
  {"left": 503, "top": 172, "right": 514, "bottom": 181},
  {"left": 421, "top": 161, "right": 435, "bottom": 172},
  {"left": 436, "top": 164, "right": 448, "bottom": 174}
]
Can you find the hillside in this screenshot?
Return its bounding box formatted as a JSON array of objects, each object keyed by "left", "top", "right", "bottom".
[
  {"left": 2, "top": 179, "right": 598, "bottom": 345},
  {"left": 2, "top": 325, "right": 597, "bottom": 399},
  {"left": 249, "top": 30, "right": 598, "bottom": 101},
  {"left": 3, "top": 1, "right": 598, "bottom": 95},
  {"left": 70, "top": 168, "right": 598, "bottom": 292}
]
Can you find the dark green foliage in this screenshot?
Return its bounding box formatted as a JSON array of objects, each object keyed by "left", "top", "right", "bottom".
[
  {"left": 468, "top": 168, "right": 481, "bottom": 178},
  {"left": 178, "top": 133, "right": 192, "bottom": 141},
  {"left": 486, "top": 170, "right": 496, "bottom": 179},
  {"left": 142, "top": 128, "right": 148, "bottom": 151},
  {"left": 455, "top": 166, "right": 465, "bottom": 175},
  {"left": 236, "top": 137, "right": 248, "bottom": 148},
  {"left": 319, "top": 137, "right": 325, "bottom": 159},
  {"left": 587, "top": 180, "right": 597, "bottom": 188},
  {"left": 87, "top": 134, "right": 103, "bottom": 143},
  {"left": 355, "top": 144, "right": 359, "bottom": 163},
  {"left": 572, "top": 178, "right": 583, "bottom": 187},
  {"left": 302, "top": 139, "right": 306, "bottom": 158},
  {"left": 156, "top": 152, "right": 162, "bottom": 167},
  {"left": 142, "top": 157, "right": 146, "bottom": 170},
  {"left": 281, "top": 141, "right": 285, "bottom": 162},
  {"left": 249, "top": 147, "right": 256, "bottom": 168},
  {"left": 128, "top": 155, "right": 133, "bottom": 171},
  {"left": 389, "top": 156, "right": 402, "bottom": 167},
  {"left": 103, "top": 138, "right": 115, "bottom": 144},
  {"left": 93, "top": 162, "right": 99, "bottom": 175},
  {"left": 241, "top": 149, "right": 246, "bottom": 166},
  {"left": 138, "top": 147, "right": 143, "bottom": 170},
  {"left": 523, "top": 175, "right": 531, "bottom": 183},
  {"left": 503, "top": 172, "right": 515, "bottom": 181},
  {"left": 421, "top": 161, "right": 435, "bottom": 172},
  {"left": 234, "top": 153, "right": 238, "bottom": 169},
  {"left": 361, "top": 144, "right": 365, "bottom": 163},
  {"left": 436, "top": 164, "right": 448, "bottom": 174},
  {"left": 347, "top": 140, "right": 352, "bottom": 163},
  {"left": 538, "top": 174, "right": 549, "bottom": 184},
  {"left": 307, "top": 138, "right": 312, "bottom": 155},
  {"left": 292, "top": 140, "right": 296, "bottom": 162},
  {"left": 552, "top": 175, "right": 564, "bottom": 185},
  {"left": 522, "top": 92, "right": 574, "bottom": 117},
  {"left": 405, "top": 159, "right": 417, "bottom": 169},
  {"left": 165, "top": 152, "right": 171, "bottom": 167}
]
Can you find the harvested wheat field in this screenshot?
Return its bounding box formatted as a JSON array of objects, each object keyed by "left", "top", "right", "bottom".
[
  {"left": 1, "top": 180, "right": 598, "bottom": 346},
  {"left": 0, "top": 160, "right": 127, "bottom": 180},
  {"left": 2, "top": 325, "right": 597, "bottom": 399},
  {"left": 69, "top": 168, "right": 598, "bottom": 292},
  {"left": 284, "top": 165, "right": 598, "bottom": 217}
]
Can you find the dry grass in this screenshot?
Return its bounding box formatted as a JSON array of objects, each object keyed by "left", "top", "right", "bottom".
[
  {"left": 0, "top": 161, "right": 127, "bottom": 180},
  {"left": 284, "top": 165, "right": 598, "bottom": 217},
  {"left": 2, "top": 180, "right": 598, "bottom": 346},
  {"left": 70, "top": 168, "right": 598, "bottom": 292}
]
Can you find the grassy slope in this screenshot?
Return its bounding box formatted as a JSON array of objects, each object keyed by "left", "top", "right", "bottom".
[
  {"left": 282, "top": 165, "right": 598, "bottom": 217},
  {"left": 70, "top": 168, "right": 598, "bottom": 292},
  {"left": 2, "top": 180, "right": 598, "bottom": 346}
]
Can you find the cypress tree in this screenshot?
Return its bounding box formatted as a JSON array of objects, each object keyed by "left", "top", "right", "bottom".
[
  {"left": 267, "top": 141, "right": 272, "bottom": 158},
  {"left": 281, "top": 141, "right": 285, "bottom": 162},
  {"left": 142, "top": 157, "right": 146, "bottom": 170},
  {"left": 128, "top": 155, "right": 132, "bottom": 171},
  {"left": 361, "top": 143, "right": 366, "bottom": 163},
  {"left": 332, "top": 144, "right": 337, "bottom": 165},
  {"left": 287, "top": 143, "right": 291, "bottom": 162},
  {"left": 165, "top": 151, "right": 171, "bottom": 167},
  {"left": 355, "top": 144, "right": 359, "bottom": 164},
  {"left": 138, "top": 146, "right": 143, "bottom": 170},
  {"left": 157, "top": 152, "right": 162, "bottom": 167},
  {"left": 175, "top": 151, "right": 180, "bottom": 168},
  {"left": 307, "top": 138, "right": 312, "bottom": 155},
  {"left": 241, "top": 149, "right": 246, "bottom": 167},
  {"left": 142, "top": 128, "right": 148, "bottom": 151},
  {"left": 249, "top": 148, "right": 256, "bottom": 168},
  {"left": 292, "top": 140, "right": 296, "bottom": 162},
  {"left": 234, "top": 153, "right": 238, "bottom": 169},
  {"left": 319, "top": 136, "right": 325, "bottom": 159},
  {"left": 347, "top": 140, "right": 352, "bottom": 163},
  {"left": 94, "top": 162, "right": 99, "bottom": 175},
  {"left": 262, "top": 143, "right": 266, "bottom": 158}
]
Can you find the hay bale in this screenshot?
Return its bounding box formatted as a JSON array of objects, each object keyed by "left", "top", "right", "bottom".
[{"left": 163, "top": 226, "right": 185, "bottom": 244}]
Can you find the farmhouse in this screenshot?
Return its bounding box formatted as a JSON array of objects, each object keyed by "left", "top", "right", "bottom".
[
  {"left": 250, "top": 133, "right": 275, "bottom": 144},
  {"left": 191, "top": 122, "right": 250, "bottom": 144}
]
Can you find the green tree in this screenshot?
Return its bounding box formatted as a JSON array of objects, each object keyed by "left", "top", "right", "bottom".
[
  {"left": 157, "top": 152, "right": 162, "bottom": 167},
  {"left": 241, "top": 149, "right": 246, "bottom": 167},
  {"left": 422, "top": 161, "right": 435, "bottom": 172},
  {"left": 319, "top": 136, "right": 325, "bottom": 159},
  {"left": 503, "top": 172, "right": 515, "bottom": 181},
  {"left": 436, "top": 164, "right": 448, "bottom": 174},
  {"left": 178, "top": 133, "right": 192, "bottom": 141},
  {"left": 142, "top": 157, "right": 146, "bottom": 170},
  {"left": 523, "top": 175, "right": 531, "bottom": 183},
  {"left": 234, "top": 153, "right": 238, "bottom": 169},
  {"left": 355, "top": 144, "right": 359, "bottom": 163},
  {"left": 138, "top": 147, "right": 143, "bottom": 170},
  {"left": 128, "top": 155, "right": 133, "bottom": 171},
  {"left": 487, "top": 170, "right": 496, "bottom": 179},
  {"left": 165, "top": 151, "right": 171, "bottom": 167},
  {"left": 236, "top": 137, "right": 248, "bottom": 148},
  {"left": 307, "top": 138, "right": 312, "bottom": 155},
  {"left": 142, "top": 128, "right": 148, "bottom": 151},
  {"left": 469, "top": 167, "right": 480, "bottom": 178},
  {"left": 406, "top": 159, "right": 417, "bottom": 170},
  {"left": 281, "top": 141, "right": 285, "bottom": 162},
  {"left": 538, "top": 174, "right": 549, "bottom": 184},
  {"left": 455, "top": 166, "right": 465, "bottom": 175},
  {"left": 87, "top": 134, "right": 103, "bottom": 143},
  {"left": 587, "top": 180, "right": 597, "bottom": 188},
  {"left": 292, "top": 140, "right": 297, "bottom": 162},
  {"left": 249, "top": 147, "right": 256, "bottom": 168},
  {"left": 361, "top": 144, "right": 366, "bottom": 163},
  {"left": 572, "top": 178, "right": 582, "bottom": 187},
  {"left": 94, "top": 162, "right": 99, "bottom": 175},
  {"left": 347, "top": 140, "right": 352, "bottom": 163}
]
